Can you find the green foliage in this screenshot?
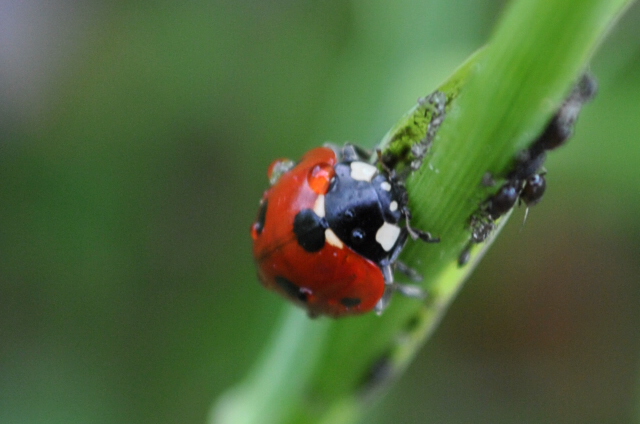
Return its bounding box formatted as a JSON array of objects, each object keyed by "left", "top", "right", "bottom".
[
  {"left": 3, "top": 1, "right": 640, "bottom": 424},
  {"left": 212, "top": 1, "right": 634, "bottom": 423}
]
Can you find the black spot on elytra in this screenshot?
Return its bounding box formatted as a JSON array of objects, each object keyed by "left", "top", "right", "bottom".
[
  {"left": 275, "top": 276, "right": 308, "bottom": 303},
  {"left": 253, "top": 200, "right": 268, "bottom": 235},
  {"left": 340, "top": 297, "right": 362, "bottom": 307},
  {"left": 293, "top": 209, "right": 327, "bottom": 252}
]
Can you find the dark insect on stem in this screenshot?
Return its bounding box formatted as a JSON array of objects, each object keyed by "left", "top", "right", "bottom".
[{"left": 459, "top": 72, "right": 597, "bottom": 266}]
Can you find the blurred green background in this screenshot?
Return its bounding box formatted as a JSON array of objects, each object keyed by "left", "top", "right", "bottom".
[{"left": 1, "top": 1, "right": 639, "bottom": 423}]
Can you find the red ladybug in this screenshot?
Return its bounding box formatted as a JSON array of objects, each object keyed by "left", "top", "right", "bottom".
[{"left": 251, "top": 144, "right": 437, "bottom": 317}]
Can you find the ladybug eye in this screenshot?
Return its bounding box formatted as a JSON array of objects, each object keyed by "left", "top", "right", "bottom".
[
  {"left": 307, "top": 163, "right": 335, "bottom": 194},
  {"left": 351, "top": 228, "right": 365, "bottom": 244},
  {"left": 344, "top": 209, "right": 356, "bottom": 220}
]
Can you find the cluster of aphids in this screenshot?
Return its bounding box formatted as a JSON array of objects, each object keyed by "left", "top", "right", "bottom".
[{"left": 459, "top": 73, "right": 598, "bottom": 266}]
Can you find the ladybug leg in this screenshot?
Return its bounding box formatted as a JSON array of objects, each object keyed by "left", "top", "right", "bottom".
[
  {"left": 395, "top": 261, "right": 423, "bottom": 282},
  {"left": 341, "top": 143, "right": 373, "bottom": 162},
  {"left": 393, "top": 283, "right": 426, "bottom": 299},
  {"left": 374, "top": 230, "right": 427, "bottom": 315},
  {"left": 407, "top": 224, "right": 439, "bottom": 243},
  {"left": 374, "top": 149, "right": 396, "bottom": 173},
  {"left": 374, "top": 268, "right": 425, "bottom": 315},
  {"left": 375, "top": 260, "right": 396, "bottom": 314},
  {"left": 401, "top": 206, "right": 440, "bottom": 243},
  {"left": 376, "top": 264, "right": 425, "bottom": 315},
  {"left": 389, "top": 248, "right": 426, "bottom": 300},
  {"left": 375, "top": 287, "right": 394, "bottom": 315},
  {"left": 387, "top": 228, "right": 409, "bottom": 265}
]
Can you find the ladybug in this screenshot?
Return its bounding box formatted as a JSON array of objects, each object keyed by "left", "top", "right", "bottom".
[{"left": 251, "top": 144, "right": 438, "bottom": 318}]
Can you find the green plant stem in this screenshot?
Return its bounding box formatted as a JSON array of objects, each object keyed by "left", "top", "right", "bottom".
[
  {"left": 211, "top": 0, "right": 634, "bottom": 423},
  {"left": 211, "top": 307, "right": 331, "bottom": 424}
]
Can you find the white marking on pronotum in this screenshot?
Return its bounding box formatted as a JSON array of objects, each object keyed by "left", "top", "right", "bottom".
[
  {"left": 380, "top": 181, "right": 391, "bottom": 191},
  {"left": 389, "top": 201, "right": 398, "bottom": 212},
  {"left": 350, "top": 161, "right": 378, "bottom": 182},
  {"left": 313, "top": 195, "right": 325, "bottom": 218},
  {"left": 325, "top": 229, "right": 344, "bottom": 249},
  {"left": 376, "top": 222, "right": 401, "bottom": 252}
]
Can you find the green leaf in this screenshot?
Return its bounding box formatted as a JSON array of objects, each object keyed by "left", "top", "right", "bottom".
[
  {"left": 211, "top": 0, "right": 634, "bottom": 423},
  {"left": 212, "top": 308, "right": 331, "bottom": 424}
]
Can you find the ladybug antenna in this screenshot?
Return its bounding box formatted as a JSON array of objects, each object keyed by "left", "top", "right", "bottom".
[{"left": 395, "top": 261, "right": 423, "bottom": 282}]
